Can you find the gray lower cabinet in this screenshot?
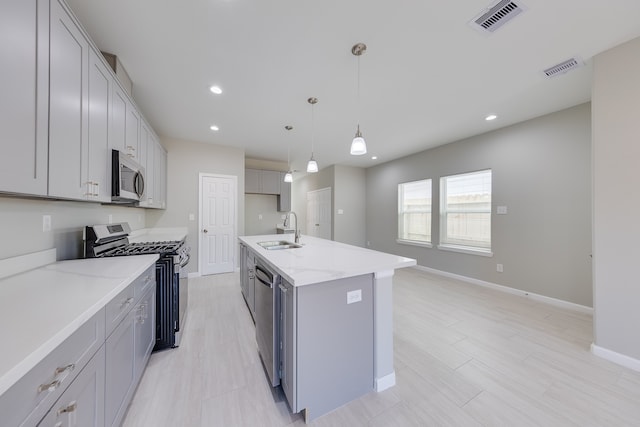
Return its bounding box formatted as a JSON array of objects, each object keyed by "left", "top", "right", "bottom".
[
  {"left": 277, "top": 274, "right": 374, "bottom": 422},
  {"left": 133, "top": 287, "right": 156, "bottom": 384},
  {"left": 279, "top": 279, "right": 296, "bottom": 410},
  {"left": 38, "top": 346, "right": 106, "bottom": 427},
  {"left": 105, "top": 308, "right": 136, "bottom": 427},
  {"left": 0, "top": 0, "right": 49, "bottom": 196}
]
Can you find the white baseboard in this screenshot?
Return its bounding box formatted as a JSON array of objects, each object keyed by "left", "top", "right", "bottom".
[
  {"left": 187, "top": 272, "right": 201, "bottom": 279},
  {"left": 374, "top": 372, "right": 396, "bottom": 392},
  {"left": 413, "top": 265, "right": 593, "bottom": 314},
  {"left": 591, "top": 343, "right": 640, "bottom": 372}
]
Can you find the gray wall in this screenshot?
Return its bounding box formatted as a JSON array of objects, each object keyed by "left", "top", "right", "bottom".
[
  {"left": 366, "top": 103, "right": 592, "bottom": 307},
  {"left": 0, "top": 196, "right": 146, "bottom": 261},
  {"left": 334, "top": 165, "right": 366, "bottom": 247},
  {"left": 146, "top": 138, "right": 245, "bottom": 275},
  {"left": 245, "top": 194, "right": 286, "bottom": 235},
  {"left": 292, "top": 166, "right": 335, "bottom": 236},
  {"left": 592, "top": 37, "right": 640, "bottom": 359},
  {"left": 291, "top": 165, "right": 367, "bottom": 247}
]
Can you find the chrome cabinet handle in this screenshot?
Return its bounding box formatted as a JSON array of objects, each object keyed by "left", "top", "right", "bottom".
[
  {"left": 54, "top": 363, "right": 75, "bottom": 376},
  {"left": 38, "top": 379, "right": 61, "bottom": 394},
  {"left": 57, "top": 401, "right": 77, "bottom": 415}
]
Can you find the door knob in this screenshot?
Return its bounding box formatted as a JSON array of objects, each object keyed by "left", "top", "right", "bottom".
[{"left": 203, "top": 229, "right": 208, "bottom": 233}]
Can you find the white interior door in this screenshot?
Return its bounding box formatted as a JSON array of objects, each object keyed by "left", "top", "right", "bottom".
[
  {"left": 306, "top": 187, "right": 332, "bottom": 240},
  {"left": 200, "top": 174, "right": 237, "bottom": 275}
]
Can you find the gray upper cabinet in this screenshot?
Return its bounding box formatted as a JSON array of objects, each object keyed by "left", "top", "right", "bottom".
[
  {"left": 138, "top": 121, "right": 152, "bottom": 206},
  {"left": 0, "top": 0, "right": 49, "bottom": 196},
  {"left": 245, "top": 168, "right": 261, "bottom": 193},
  {"left": 245, "top": 168, "right": 282, "bottom": 195},
  {"left": 278, "top": 172, "right": 291, "bottom": 212},
  {"left": 87, "top": 48, "right": 112, "bottom": 202},
  {"left": 110, "top": 85, "right": 127, "bottom": 154},
  {"left": 48, "top": 0, "right": 90, "bottom": 200},
  {"left": 1, "top": 0, "right": 167, "bottom": 207}
]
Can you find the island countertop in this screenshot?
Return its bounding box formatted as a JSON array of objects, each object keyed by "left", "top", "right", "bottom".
[{"left": 238, "top": 234, "right": 416, "bottom": 286}]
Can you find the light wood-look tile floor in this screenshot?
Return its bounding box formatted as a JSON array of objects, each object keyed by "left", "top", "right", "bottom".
[{"left": 122, "top": 268, "right": 640, "bottom": 426}]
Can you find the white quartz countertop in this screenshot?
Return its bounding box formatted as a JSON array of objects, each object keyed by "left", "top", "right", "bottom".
[
  {"left": 128, "top": 227, "right": 188, "bottom": 243},
  {"left": 0, "top": 254, "right": 158, "bottom": 396},
  {"left": 239, "top": 235, "right": 416, "bottom": 286}
]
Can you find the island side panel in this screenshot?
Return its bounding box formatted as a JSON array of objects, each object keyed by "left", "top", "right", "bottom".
[
  {"left": 374, "top": 270, "right": 396, "bottom": 391},
  {"left": 297, "top": 274, "right": 374, "bottom": 422}
]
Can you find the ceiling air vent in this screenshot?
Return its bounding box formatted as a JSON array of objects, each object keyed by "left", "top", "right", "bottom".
[
  {"left": 469, "top": 0, "right": 527, "bottom": 34},
  {"left": 543, "top": 57, "right": 584, "bottom": 78}
]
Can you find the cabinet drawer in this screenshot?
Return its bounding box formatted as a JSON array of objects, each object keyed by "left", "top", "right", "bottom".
[
  {"left": 0, "top": 309, "right": 105, "bottom": 427},
  {"left": 105, "top": 284, "right": 135, "bottom": 337},
  {"left": 133, "top": 265, "right": 155, "bottom": 302}
]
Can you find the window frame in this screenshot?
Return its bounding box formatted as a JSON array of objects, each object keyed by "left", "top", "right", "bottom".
[
  {"left": 397, "top": 178, "right": 432, "bottom": 247},
  {"left": 438, "top": 169, "right": 493, "bottom": 256}
]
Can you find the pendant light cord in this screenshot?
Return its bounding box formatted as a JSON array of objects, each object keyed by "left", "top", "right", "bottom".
[
  {"left": 357, "top": 53, "right": 361, "bottom": 126},
  {"left": 311, "top": 102, "right": 315, "bottom": 156}
]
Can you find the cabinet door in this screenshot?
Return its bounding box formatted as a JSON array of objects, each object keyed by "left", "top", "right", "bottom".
[
  {"left": 87, "top": 49, "right": 111, "bottom": 202},
  {"left": 245, "top": 169, "right": 261, "bottom": 193},
  {"left": 138, "top": 122, "right": 152, "bottom": 206},
  {"left": 38, "top": 346, "right": 106, "bottom": 427},
  {"left": 154, "top": 142, "right": 167, "bottom": 209},
  {"left": 110, "top": 86, "right": 127, "bottom": 154},
  {"left": 278, "top": 172, "right": 291, "bottom": 212},
  {"left": 261, "top": 170, "right": 281, "bottom": 195},
  {"left": 280, "top": 280, "right": 296, "bottom": 410},
  {"left": 104, "top": 310, "right": 135, "bottom": 427},
  {"left": 133, "top": 287, "right": 155, "bottom": 384},
  {"left": 48, "top": 0, "right": 89, "bottom": 200},
  {"left": 125, "top": 105, "right": 140, "bottom": 161},
  {"left": 0, "top": 0, "right": 49, "bottom": 196},
  {"left": 239, "top": 244, "right": 247, "bottom": 299}
]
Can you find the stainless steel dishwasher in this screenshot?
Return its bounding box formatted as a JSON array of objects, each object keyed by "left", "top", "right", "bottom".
[{"left": 254, "top": 261, "right": 280, "bottom": 387}]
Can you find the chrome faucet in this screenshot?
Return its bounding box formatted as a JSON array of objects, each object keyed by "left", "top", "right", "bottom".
[{"left": 284, "top": 211, "right": 300, "bottom": 244}]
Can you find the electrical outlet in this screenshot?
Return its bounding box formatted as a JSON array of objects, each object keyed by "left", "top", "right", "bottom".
[
  {"left": 189, "top": 213, "right": 195, "bottom": 221},
  {"left": 258, "top": 214, "right": 263, "bottom": 220},
  {"left": 347, "top": 289, "right": 362, "bottom": 304},
  {"left": 42, "top": 215, "right": 51, "bottom": 232},
  {"left": 497, "top": 206, "right": 508, "bottom": 215},
  {"left": 108, "top": 214, "right": 113, "bottom": 224},
  {"left": 497, "top": 263, "right": 504, "bottom": 273}
]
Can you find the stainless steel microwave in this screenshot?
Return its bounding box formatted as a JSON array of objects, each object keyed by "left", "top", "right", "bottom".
[{"left": 111, "top": 149, "right": 145, "bottom": 203}]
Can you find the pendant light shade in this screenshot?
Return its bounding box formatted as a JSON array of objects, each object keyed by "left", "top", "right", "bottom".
[
  {"left": 350, "top": 124, "right": 367, "bottom": 155},
  {"left": 284, "top": 171, "right": 293, "bottom": 182},
  {"left": 307, "top": 97, "right": 319, "bottom": 173},
  {"left": 350, "top": 43, "right": 367, "bottom": 156},
  {"left": 306, "top": 156, "right": 318, "bottom": 173}
]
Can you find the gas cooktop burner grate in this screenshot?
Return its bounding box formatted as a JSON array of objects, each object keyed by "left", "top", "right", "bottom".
[{"left": 104, "top": 240, "right": 184, "bottom": 257}]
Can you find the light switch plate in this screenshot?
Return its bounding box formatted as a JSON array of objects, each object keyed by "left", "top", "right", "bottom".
[
  {"left": 497, "top": 206, "right": 508, "bottom": 214},
  {"left": 347, "top": 289, "right": 362, "bottom": 304},
  {"left": 42, "top": 215, "right": 51, "bottom": 232},
  {"left": 189, "top": 213, "right": 195, "bottom": 221},
  {"left": 337, "top": 209, "right": 344, "bottom": 215}
]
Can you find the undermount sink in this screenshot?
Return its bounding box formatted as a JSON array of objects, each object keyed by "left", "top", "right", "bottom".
[{"left": 258, "top": 240, "right": 302, "bottom": 250}]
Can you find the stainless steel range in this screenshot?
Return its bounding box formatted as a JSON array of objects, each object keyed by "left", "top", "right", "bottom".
[{"left": 84, "top": 223, "right": 190, "bottom": 350}]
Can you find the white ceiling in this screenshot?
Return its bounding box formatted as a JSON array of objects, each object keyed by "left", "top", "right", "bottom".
[{"left": 65, "top": 0, "right": 640, "bottom": 174}]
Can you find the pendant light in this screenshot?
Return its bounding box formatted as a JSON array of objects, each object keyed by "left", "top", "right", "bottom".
[
  {"left": 284, "top": 125, "right": 293, "bottom": 183},
  {"left": 350, "top": 43, "right": 367, "bottom": 156},
  {"left": 306, "top": 97, "right": 319, "bottom": 173}
]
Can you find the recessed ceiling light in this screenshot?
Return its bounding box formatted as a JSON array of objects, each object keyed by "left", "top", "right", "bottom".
[
  {"left": 209, "top": 85, "right": 222, "bottom": 95},
  {"left": 371, "top": 156, "right": 378, "bottom": 160},
  {"left": 210, "top": 125, "right": 219, "bottom": 131},
  {"left": 485, "top": 114, "right": 497, "bottom": 121}
]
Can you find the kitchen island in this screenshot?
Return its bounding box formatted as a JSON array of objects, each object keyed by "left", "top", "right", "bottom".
[{"left": 238, "top": 234, "right": 415, "bottom": 422}]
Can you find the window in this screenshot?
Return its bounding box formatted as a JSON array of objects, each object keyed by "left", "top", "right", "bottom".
[
  {"left": 440, "top": 169, "right": 492, "bottom": 253},
  {"left": 398, "top": 179, "right": 432, "bottom": 244}
]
